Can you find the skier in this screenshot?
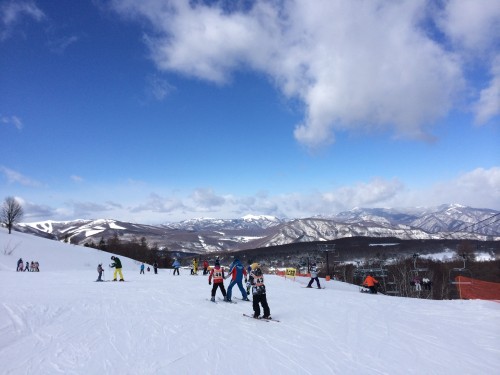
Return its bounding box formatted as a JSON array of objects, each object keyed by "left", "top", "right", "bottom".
[
  {"left": 226, "top": 258, "right": 249, "bottom": 302},
  {"left": 208, "top": 259, "right": 227, "bottom": 302},
  {"left": 16, "top": 258, "right": 23, "bottom": 272},
  {"left": 362, "top": 274, "right": 379, "bottom": 294},
  {"left": 191, "top": 258, "right": 198, "bottom": 275},
  {"left": 109, "top": 256, "right": 125, "bottom": 281},
  {"left": 248, "top": 263, "right": 271, "bottom": 319},
  {"left": 202, "top": 259, "right": 209, "bottom": 275},
  {"left": 306, "top": 262, "right": 321, "bottom": 289},
  {"left": 140, "top": 263, "right": 145, "bottom": 274},
  {"left": 96, "top": 264, "right": 104, "bottom": 281},
  {"left": 246, "top": 260, "right": 253, "bottom": 295},
  {"left": 25, "top": 261, "right": 29, "bottom": 272},
  {"left": 172, "top": 259, "right": 181, "bottom": 275},
  {"left": 153, "top": 261, "right": 158, "bottom": 274}
]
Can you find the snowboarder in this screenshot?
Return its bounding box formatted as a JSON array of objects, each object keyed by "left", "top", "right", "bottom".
[
  {"left": 153, "top": 261, "right": 158, "bottom": 274},
  {"left": 172, "top": 259, "right": 180, "bottom": 275},
  {"left": 140, "top": 263, "right": 145, "bottom": 274},
  {"left": 306, "top": 262, "right": 321, "bottom": 289},
  {"left": 16, "top": 258, "right": 23, "bottom": 272},
  {"left": 109, "top": 256, "right": 125, "bottom": 281},
  {"left": 208, "top": 259, "right": 227, "bottom": 301},
  {"left": 226, "top": 258, "right": 249, "bottom": 302},
  {"left": 202, "top": 259, "right": 209, "bottom": 275},
  {"left": 362, "top": 274, "right": 379, "bottom": 294},
  {"left": 248, "top": 263, "right": 271, "bottom": 319},
  {"left": 96, "top": 264, "right": 104, "bottom": 281}
]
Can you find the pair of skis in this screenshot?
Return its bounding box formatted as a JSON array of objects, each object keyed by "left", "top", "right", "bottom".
[{"left": 242, "top": 313, "right": 279, "bottom": 323}]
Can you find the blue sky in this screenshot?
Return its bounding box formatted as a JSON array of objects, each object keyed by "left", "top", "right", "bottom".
[{"left": 1, "top": 0, "right": 499, "bottom": 224}]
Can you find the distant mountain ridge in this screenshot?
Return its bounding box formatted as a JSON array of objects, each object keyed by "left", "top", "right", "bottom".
[{"left": 15, "top": 204, "right": 500, "bottom": 253}]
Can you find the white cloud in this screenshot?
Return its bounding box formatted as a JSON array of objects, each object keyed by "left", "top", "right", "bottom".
[
  {"left": 0, "top": 0, "right": 45, "bottom": 40},
  {"left": 474, "top": 56, "right": 500, "bottom": 124},
  {"left": 145, "top": 74, "right": 176, "bottom": 101},
  {"left": 110, "top": 0, "right": 471, "bottom": 148},
  {"left": 17, "top": 166, "right": 500, "bottom": 223},
  {"left": 190, "top": 188, "right": 225, "bottom": 209},
  {"left": 71, "top": 175, "right": 84, "bottom": 183},
  {"left": 437, "top": 0, "right": 500, "bottom": 125},
  {"left": 0, "top": 166, "right": 42, "bottom": 187},
  {"left": 437, "top": 0, "right": 500, "bottom": 54},
  {"left": 1, "top": 115, "right": 23, "bottom": 129}
]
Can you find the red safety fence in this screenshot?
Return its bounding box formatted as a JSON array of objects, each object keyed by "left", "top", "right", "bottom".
[{"left": 455, "top": 276, "right": 500, "bottom": 301}]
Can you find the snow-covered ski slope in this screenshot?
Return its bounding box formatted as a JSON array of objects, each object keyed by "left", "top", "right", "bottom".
[{"left": 1, "top": 229, "right": 499, "bottom": 375}]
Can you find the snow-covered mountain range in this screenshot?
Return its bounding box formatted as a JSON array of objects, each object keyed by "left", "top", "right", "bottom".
[{"left": 15, "top": 204, "right": 500, "bottom": 253}]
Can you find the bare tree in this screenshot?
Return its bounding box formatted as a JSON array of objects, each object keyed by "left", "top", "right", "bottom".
[{"left": 1, "top": 196, "right": 24, "bottom": 234}]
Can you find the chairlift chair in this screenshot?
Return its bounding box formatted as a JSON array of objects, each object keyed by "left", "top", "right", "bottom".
[
  {"left": 449, "top": 268, "right": 473, "bottom": 285},
  {"left": 449, "top": 253, "right": 473, "bottom": 285}
]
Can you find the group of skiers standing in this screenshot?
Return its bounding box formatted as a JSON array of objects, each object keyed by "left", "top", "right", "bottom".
[
  {"left": 140, "top": 262, "right": 158, "bottom": 274},
  {"left": 16, "top": 258, "right": 39, "bottom": 272},
  {"left": 209, "top": 258, "right": 271, "bottom": 319}
]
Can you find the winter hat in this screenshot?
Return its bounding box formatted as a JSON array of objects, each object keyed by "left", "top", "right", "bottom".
[{"left": 215, "top": 259, "right": 220, "bottom": 266}]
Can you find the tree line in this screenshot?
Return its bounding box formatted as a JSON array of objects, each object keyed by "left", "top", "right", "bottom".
[{"left": 83, "top": 232, "right": 173, "bottom": 268}]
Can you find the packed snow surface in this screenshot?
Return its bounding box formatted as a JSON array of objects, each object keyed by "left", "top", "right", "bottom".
[{"left": 1, "top": 230, "right": 499, "bottom": 375}]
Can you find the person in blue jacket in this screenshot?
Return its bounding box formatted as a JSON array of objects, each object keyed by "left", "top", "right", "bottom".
[
  {"left": 172, "top": 259, "right": 181, "bottom": 275},
  {"left": 225, "top": 258, "right": 249, "bottom": 302}
]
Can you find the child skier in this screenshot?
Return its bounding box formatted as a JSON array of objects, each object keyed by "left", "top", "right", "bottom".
[
  {"left": 96, "top": 264, "right": 104, "bottom": 281},
  {"left": 306, "top": 262, "right": 321, "bottom": 288},
  {"left": 172, "top": 259, "right": 180, "bottom": 275},
  {"left": 246, "top": 260, "right": 253, "bottom": 295},
  {"left": 208, "top": 259, "right": 227, "bottom": 302},
  {"left": 248, "top": 263, "right": 271, "bottom": 319},
  {"left": 16, "top": 258, "right": 23, "bottom": 272},
  {"left": 109, "top": 256, "right": 124, "bottom": 281}
]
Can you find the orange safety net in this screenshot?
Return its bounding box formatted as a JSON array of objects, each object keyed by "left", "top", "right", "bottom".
[{"left": 455, "top": 276, "right": 500, "bottom": 301}]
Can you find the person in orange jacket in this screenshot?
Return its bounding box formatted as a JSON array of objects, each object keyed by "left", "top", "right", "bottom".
[{"left": 362, "top": 274, "right": 379, "bottom": 294}]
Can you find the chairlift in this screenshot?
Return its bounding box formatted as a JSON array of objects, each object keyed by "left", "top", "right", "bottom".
[
  {"left": 412, "top": 253, "right": 428, "bottom": 273},
  {"left": 449, "top": 253, "right": 473, "bottom": 285},
  {"left": 384, "top": 279, "right": 400, "bottom": 295},
  {"left": 449, "top": 268, "right": 473, "bottom": 285}
]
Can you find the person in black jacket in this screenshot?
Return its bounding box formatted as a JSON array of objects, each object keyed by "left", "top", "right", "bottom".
[
  {"left": 110, "top": 256, "right": 124, "bottom": 281},
  {"left": 248, "top": 263, "right": 271, "bottom": 319}
]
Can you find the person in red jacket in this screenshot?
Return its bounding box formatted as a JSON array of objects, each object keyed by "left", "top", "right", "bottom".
[
  {"left": 203, "top": 259, "right": 209, "bottom": 275},
  {"left": 362, "top": 274, "right": 379, "bottom": 294},
  {"left": 208, "top": 259, "right": 227, "bottom": 302}
]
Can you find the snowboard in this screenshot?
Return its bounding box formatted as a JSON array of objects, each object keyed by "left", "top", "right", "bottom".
[{"left": 302, "top": 286, "right": 325, "bottom": 289}]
